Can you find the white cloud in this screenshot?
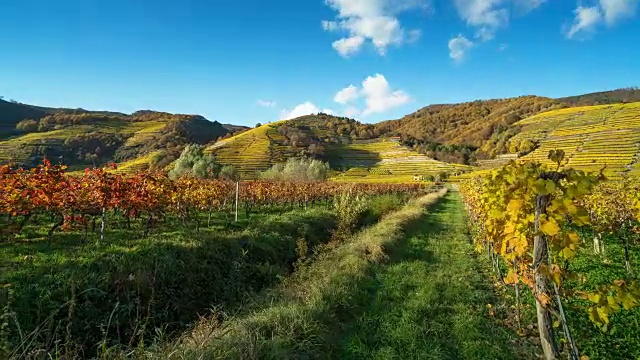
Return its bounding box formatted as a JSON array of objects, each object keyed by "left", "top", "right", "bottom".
[
  {"left": 498, "top": 43, "right": 509, "bottom": 51},
  {"left": 280, "top": 102, "right": 321, "bottom": 120},
  {"left": 361, "top": 74, "right": 411, "bottom": 115},
  {"left": 281, "top": 74, "right": 409, "bottom": 121},
  {"left": 454, "top": 0, "right": 509, "bottom": 41},
  {"left": 566, "top": 6, "right": 603, "bottom": 39},
  {"left": 449, "top": 35, "right": 474, "bottom": 62},
  {"left": 565, "top": 1, "right": 637, "bottom": 39},
  {"left": 453, "top": 0, "right": 547, "bottom": 42},
  {"left": 334, "top": 84, "right": 360, "bottom": 104},
  {"left": 332, "top": 36, "right": 366, "bottom": 57},
  {"left": 257, "top": 100, "right": 276, "bottom": 107},
  {"left": 513, "top": 0, "right": 548, "bottom": 13},
  {"left": 322, "top": 0, "right": 429, "bottom": 57},
  {"left": 600, "top": 0, "right": 638, "bottom": 25}
]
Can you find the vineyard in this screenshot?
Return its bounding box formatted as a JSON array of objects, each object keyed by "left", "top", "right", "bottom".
[
  {"left": 0, "top": 160, "right": 434, "bottom": 358},
  {"left": 511, "top": 102, "right": 640, "bottom": 180},
  {"left": 458, "top": 152, "right": 640, "bottom": 359},
  {"left": 328, "top": 140, "right": 471, "bottom": 183},
  {"left": 0, "top": 160, "right": 426, "bottom": 241}
]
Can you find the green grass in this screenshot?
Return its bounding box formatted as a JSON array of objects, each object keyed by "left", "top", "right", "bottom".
[
  {"left": 146, "top": 189, "right": 533, "bottom": 359},
  {"left": 1, "top": 192, "right": 415, "bottom": 359},
  {"left": 336, "top": 192, "right": 533, "bottom": 360},
  {"left": 0, "top": 208, "right": 337, "bottom": 359}
]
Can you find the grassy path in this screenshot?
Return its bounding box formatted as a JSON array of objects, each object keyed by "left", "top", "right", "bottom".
[{"left": 337, "top": 191, "right": 530, "bottom": 360}]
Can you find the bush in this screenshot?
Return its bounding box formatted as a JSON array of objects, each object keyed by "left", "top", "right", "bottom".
[
  {"left": 218, "top": 165, "right": 240, "bottom": 181},
  {"left": 15, "top": 119, "right": 38, "bottom": 133},
  {"left": 169, "top": 144, "right": 220, "bottom": 179},
  {"left": 260, "top": 157, "right": 330, "bottom": 182},
  {"left": 332, "top": 188, "right": 367, "bottom": 240}
]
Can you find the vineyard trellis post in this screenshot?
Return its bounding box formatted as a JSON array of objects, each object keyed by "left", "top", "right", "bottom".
[
  {"left": 100, "top": 207, "right": 106, "bottom": 243},
  {"left": 235, "top": 181, "right": 239, "bottom": 222},
  {"left": 533, "top": 192, "right": 559, "bottom": 360}
]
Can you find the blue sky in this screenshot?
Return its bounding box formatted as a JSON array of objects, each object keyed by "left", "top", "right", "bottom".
[{"left": 0, "top": 0, "right": 638, "bottom": 126}]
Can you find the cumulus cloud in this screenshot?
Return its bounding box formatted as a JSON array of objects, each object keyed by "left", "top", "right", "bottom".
[
  {"left": 453, "top": 0, "right": 547, "bottom": 42},
  {"left": 600, "top": 0, "right": 638, "bottom": 25},
  {"left": 322, "top": 0, "right": 428, "bottom": 57},
  {"left": 280, "top": 102, "right": 321, "bottom": 120},
  {"left": 361, "top": 74, "right": 411, "bottom": 116},
  {"left": 332, "top": 36, "right": 366, "bottom": 57},
  {"left": 449, "top": 35, "right": 474, "bottom": 62},
  {"left": 453, "top": 0, "right": 509, "bottom": 41},
  {"left": 566, "top": 6, "right": 603, "bottom": 38},
  {"left": 331, "top": 74, "right": 411, "bottom": 117},
  {"left": 257, "top": 100, "right": 276, "bottom": 107},
  {"left": 334, "top": 84, "right": 360, "bottom": 104},
  {"left": 566, "top": 0, "right": 637, "bottom": 39}
]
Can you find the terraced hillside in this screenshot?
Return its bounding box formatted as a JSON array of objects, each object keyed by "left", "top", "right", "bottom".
[
  {"left": 329, "top": 140, "right": 471, "bottom": 183},
  {"left": 207, "top": 119, "right": 471, "bottom": 182},
  {"left": 510, "top": 102, "right": 640, "bottom": 180},
  {"left": 206, "top": 123, "right": 279, "bottom": 177}
]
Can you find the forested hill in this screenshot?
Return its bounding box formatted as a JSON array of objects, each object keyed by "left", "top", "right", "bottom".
[
  {"left": 0, "top": 104, "right": 231, "bottom": 171},
  {"left": 0, "top": 99, "right": 51, "bottom": 137},
  {"left": 372, "top": 87, "right": 640, "bottom": 159},
  {"left": 558, "top": 87, "right": 640, "bottom": 106},
  {"left": 373, "top": 96, "right": 561, "bottom": 158}
]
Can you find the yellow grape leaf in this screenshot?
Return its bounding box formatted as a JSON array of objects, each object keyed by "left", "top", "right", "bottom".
[
  {"left": 619, "top": 292, "right": 639, "bottom": 310},
  {"left": 587, "top": 293, "right": 602, "bottom": 303},
  {"left": 550, "top": 265, "right": 563, "bottom": 286},
  {"left": 607, "top": 296, "right": 620, "bottom": 311},
  {"left": 580, "top": 356, "right": 590, "bottom": 360},
  {"left": 503, "top": 222, "right": 516, "bottom": 236},
  {"left": 561, "top": 247, "right": 576, "bottom": 260},
  {"left": 540, "top": 218, "right": 561, "bottom": 237},
  {"left": 507, "top": 199, "right": 523, "bottom": 213},
  {"left": 505, "top": 270, "right": 519, "bottom": 285},
  {"left": 567, "top": 232, "right": 580, "bottom": 244}
]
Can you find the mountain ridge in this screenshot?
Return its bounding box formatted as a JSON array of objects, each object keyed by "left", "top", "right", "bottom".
[{"left": 1, "top": 87, "right": 639, "bottom": 176}]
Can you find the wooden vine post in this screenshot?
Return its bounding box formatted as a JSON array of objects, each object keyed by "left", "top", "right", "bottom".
[
  {"left": 235, "top": 181, "right": 239, "bottom": 222},
  {"left": 533, "top": 187, "right": 559, "bottom": 360}
]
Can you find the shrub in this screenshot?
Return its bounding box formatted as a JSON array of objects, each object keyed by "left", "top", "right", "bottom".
[
  {"left": 332, "top": 188, "right": 367, "bottom": 240},
  {"left": 260, "top": 157, "right": 330, "bottom": 182},
  {"left": 169, "top": 144, "right": 221, "bottom": 179},
  {"left": 219, "top": 165, "right": 240, "bottom": 181},
  {"left": 15, "top": 119, "right": 38, "bottom": 133}
]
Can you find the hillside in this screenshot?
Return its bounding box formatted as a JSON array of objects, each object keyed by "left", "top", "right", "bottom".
[
  {"left": 373, "top": 88, "right": 640, "bottom": 162},
  {"left": 0, "top": 100, "right": 51, "bottom": 138},
  {"left": 558, "top": 87, "right": 640, "bottom": 107},
  {"left": 509, "top": 102, "right": 640, "bottom": 180},
  {"left": 2, "top": 88, "right": 640, "bottom": 181},
  {"left": 374, "top": 96, "right": 563, "bottom": 158},
  {"left": 0, "top": 109, "right": 229, "bottom": 172},
  {"left": 207, "top": 114, "right": 468, "bottom": 181}
]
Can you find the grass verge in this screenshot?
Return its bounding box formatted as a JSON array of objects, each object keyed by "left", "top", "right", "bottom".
[{"left": 145, "top": 189, "right": 448, "bottom": 359}]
